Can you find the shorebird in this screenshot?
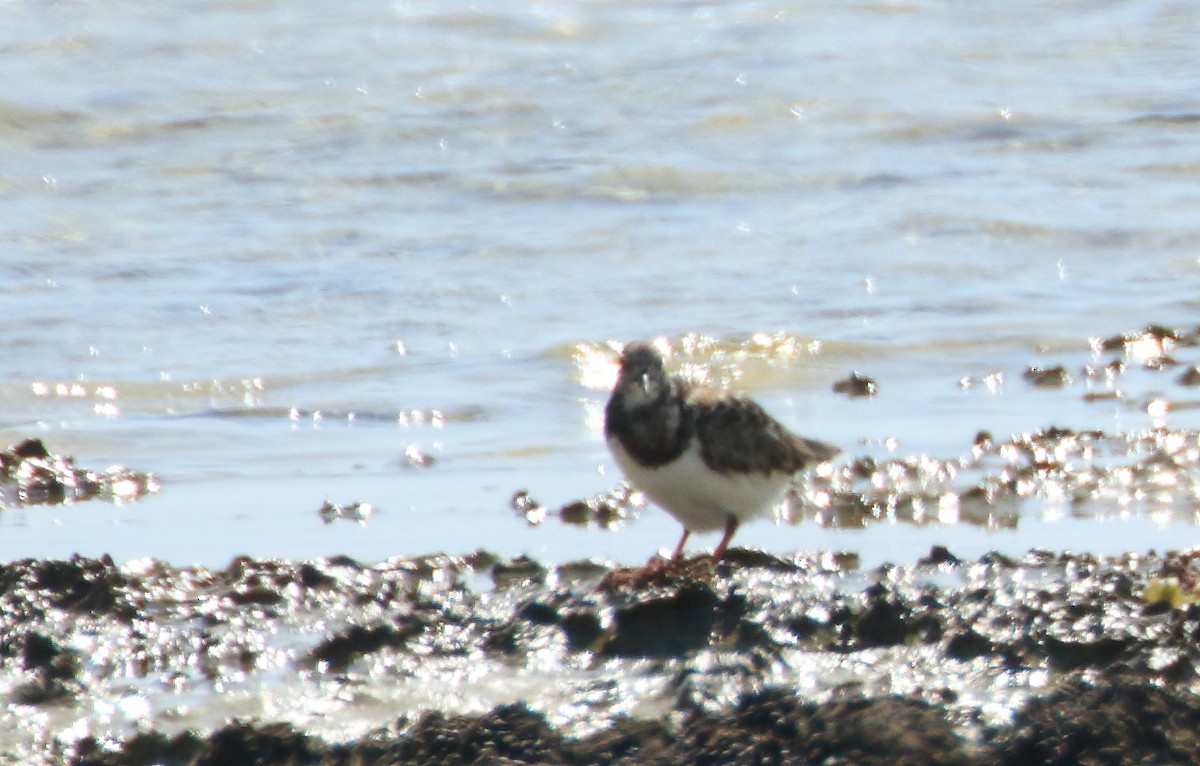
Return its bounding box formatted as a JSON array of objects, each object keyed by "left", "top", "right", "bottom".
[{"left": 605, "top": 342, "right": 838, "bottom": 562}]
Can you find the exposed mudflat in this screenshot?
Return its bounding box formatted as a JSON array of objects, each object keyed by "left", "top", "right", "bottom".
[
  {"left": 1, "top": 545, "right": 1199, "bottom": 765},
  {"left": 6, "top": 323, "right": 1200, "bottom": 763}
]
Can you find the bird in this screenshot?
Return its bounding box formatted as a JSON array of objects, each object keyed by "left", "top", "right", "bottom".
[{"left": 604, "top": 341, "right": 838, "bottom": 563}]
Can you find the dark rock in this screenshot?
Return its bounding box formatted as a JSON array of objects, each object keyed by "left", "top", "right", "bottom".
[
  {"left": 510, "top": 489, "right": 545, "bottom": 524},
  {"left": 11, "top": 676, "right": 82, "bottom": 706},
  {"left": 517, "top": 599, "right": 560, "bottom": 626},
  {"left": 559, "top": 499, "right": 591, "bottom": 525},
  {"left": 72, "top": 730, "right": 203, "bottom": 766},
  {"left": 572, "top": 717, "right": 675, "bottom": 764},
  {"left": 979, "top": 551, "right": 1019, "bottom": 568},
  {"left": 560, "top": 609, "right": 604, "bottom": 652},
  {"left": 2, "top": 632, "right": 83, "bottom": 708},
  {"left": 32, "top": 558, "right": 130, "bottom": 617},
  {"left": 683, "top": 689, "right": 977, "bottom": 766},
  {"left": 1098, "top": 333, "right": 1131, "bottom": 352},
  {"left": 1145, "top": 647, "right": 1196, "bottom": 683},
  {"left": 297, "top": 563, "right": 335, "bottom": 589},
  {"left": 40, "top": 545, "right": 1200, "bottom": 766},
  {"left": 998, "top": 677, "right": 1200, "bottom": 766},
  {"left": 1144, "top": 323, "right": 1181, "bottom": 341},
  {"left": 482, "top": 622, "right": 520, "bottom": 655},
  {"left": 732, "top": 620, "right": 783, "bottom": 654},
  {"left": 853, "top": 589, "right": 914, "bottom": 648},
  {"left": 308, "top": 620, "right": 427, "bottom": 673},
  {"left": 850, "top": 455, "right": 878, "bottom": 478},
  {"left": 229, "top": 585, "right": 284, "bottom": 607},
  {"left": 920, "top": 545, "right": 961, "bottom": 566},
  {"left": 720, "top": 548, "right": 799, "bottom": 571},
  {"left": 196, "top": 722, "right": 319, "bottom": 766},
  {"left": 10, "top": 439, "right": 50, "bottom": 459},
  {"left": 833, "top": 372, "right": 878, "bottom": 397},
  {"left": 392, "top": 704, "right": 561, "bottom": 765},
  {"left": 1, "top": 439, "right": 156, "bottom": 508},
  {"left": 492, "top": 556, "right": 547, "bottom": 588},
  {"left": 20, "top": 467, "right": 66, "bottom": 505},
  {"left": 1023, "top": 365, "right": 1071, "bottom": 388},
  {"left": 1177, "top": 366, "right": 1200, "bottom": 386},
  {"left": 602, "top": 583, "right": 720, "bottom": 658},
  {"left": 785, "top": 613, "right": 828, "bottom": 641},
  {"left": 1043, "top": 636, "right": 1130, "bottom": 672},
  {"left": 945, "top": 628, "right": 993, "bottom": 660},
  {"left": 324, "top": 554, "right": 361, "bottom": 569},
  {"left": 20, "top": 632, "right": 61, "bottom": 673},
  {"left": 1097, "top": 325, "right": 1181, "bottom": 353}
]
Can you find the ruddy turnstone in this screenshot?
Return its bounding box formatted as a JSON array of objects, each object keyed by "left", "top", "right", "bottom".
[{"left": 605, "top": 341, "right": 838, "bottom": 562}]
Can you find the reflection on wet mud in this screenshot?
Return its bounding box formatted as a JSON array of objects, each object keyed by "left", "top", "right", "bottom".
[
  {"left": 4, "top": 549, "right": 1200, "bottom": 764},
  {"left": 800, "top": 425, "right": 1200, "bottom": 530}
]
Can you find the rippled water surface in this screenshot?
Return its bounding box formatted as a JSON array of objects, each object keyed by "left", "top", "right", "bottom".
[{"left": 4, "top": 0, "right": 1200, "bottom": 568}]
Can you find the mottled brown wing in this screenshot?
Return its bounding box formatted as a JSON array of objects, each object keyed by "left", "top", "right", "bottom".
[{"left": 690, "top": 393, "right": 837, "bottom": 475}]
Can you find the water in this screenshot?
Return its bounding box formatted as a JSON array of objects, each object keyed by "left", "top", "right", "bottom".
[{"left": 3, "top": 0, "right": 1200, "bottom": 569}]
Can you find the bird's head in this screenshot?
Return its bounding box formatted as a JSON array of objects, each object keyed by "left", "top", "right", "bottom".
[{"left": 613, "top": 342, "right": 672, "bottom": 409}]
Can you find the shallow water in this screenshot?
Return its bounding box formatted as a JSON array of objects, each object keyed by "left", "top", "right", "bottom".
[{"left": 3, "top": 0, "right": 1200, "bottom": 569}]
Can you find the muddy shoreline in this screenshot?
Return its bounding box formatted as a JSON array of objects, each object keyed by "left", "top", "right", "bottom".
[
  {"left": 8, "top": 322, "right": 1200, "bottom": 763},
  {"left": 0, "top": 546, "right": 1195, "bottom": 765}
]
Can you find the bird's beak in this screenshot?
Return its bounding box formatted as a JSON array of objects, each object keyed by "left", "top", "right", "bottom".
[{"left": 639, "top": 372, "right": 652, "bottom": 395}]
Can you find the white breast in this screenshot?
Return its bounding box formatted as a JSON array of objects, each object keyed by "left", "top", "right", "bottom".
[{"left": 607, "top": 435, "right": 792, "bottom": 533}]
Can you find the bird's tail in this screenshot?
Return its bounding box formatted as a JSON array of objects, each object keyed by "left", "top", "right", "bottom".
[{"left": 796, "top": 436, "right": 840, "bottom": 465}]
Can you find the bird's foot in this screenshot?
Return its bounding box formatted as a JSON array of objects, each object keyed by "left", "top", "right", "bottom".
[{"left": 597, "top": 554, "right": 716, "bottom": 593}]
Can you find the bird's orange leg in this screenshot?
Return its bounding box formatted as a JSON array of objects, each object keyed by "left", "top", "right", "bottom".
[
  {"left": 670, "top": 529, "right": 691, "bottom": 561},
  {"left": 710, "top": 516, "right": 739, "bottom": 562}
]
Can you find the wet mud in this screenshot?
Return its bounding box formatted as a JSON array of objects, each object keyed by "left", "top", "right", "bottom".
[
  {"left": 13, "top": 322, "right": 1200, "bottom": 764},
  {"left": 0, "top": 547, "right": 1195, "bottom": 765}
]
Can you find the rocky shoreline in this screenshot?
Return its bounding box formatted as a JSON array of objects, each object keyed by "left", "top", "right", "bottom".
[
  {"left": 69, "top": 676, "right": 1200, "bottom": 766},
  {"left": 8, "top": 322, "right": 1200, "bottom": 764},
  {"left": 0, "top": 546, "right": 1196, "bottom": 765}
]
